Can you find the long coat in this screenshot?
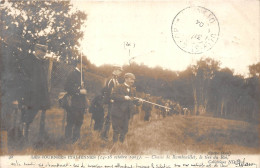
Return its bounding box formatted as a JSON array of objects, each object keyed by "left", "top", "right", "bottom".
[
  {"left": 64, "top": 68, "right": 86, "bottom": 109},
  {"left": 20, "top": 54, "right": 50, "bottom": 111},
  {"left": 110, "top": 83, "right": 139, "bottom": 140},
  {"left": 111, "top": 84, "right": 139, "bottom": 120}
]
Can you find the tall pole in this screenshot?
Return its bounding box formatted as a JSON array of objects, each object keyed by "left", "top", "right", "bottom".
[
  {"left": 81, "top": 52, "right": 83, "bottom": 88},
  {"left": 47, "top": 58, "right": 54, "bottom": 92}
]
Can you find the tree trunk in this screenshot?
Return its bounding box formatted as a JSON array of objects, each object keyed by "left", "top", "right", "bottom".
[{"left": 193, "top": 88, "right": 197, "bottom": 115}]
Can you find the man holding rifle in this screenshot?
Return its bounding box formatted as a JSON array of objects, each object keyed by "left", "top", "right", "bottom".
[
  {"left": 64, "top": 59, "right": 87, "bottom": 143},
  {"left": 110, "top": 73, "right": 141, "bottom": 143}
]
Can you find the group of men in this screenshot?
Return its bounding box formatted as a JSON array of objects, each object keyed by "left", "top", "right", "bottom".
[
  {"left": 12, "top": 42, "right": 143, "bottom": 145},
  {"left": 91, "top": 67, "right": 142, "bottom": 143},
  {"left": 5, "top": 42, "right": 190, "bottom": 148},
  {"left": 63, "top": 61, "right": 142, "bottom": 143},
  {"left": 155, "top": 98, "right": 188, "bottom": 117}
]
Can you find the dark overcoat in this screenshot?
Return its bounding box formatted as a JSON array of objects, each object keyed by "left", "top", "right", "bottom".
[
  {"left": 89, "top": 95, "right": 104, "bottom": 121},
  {"left": 111, "top": 84, "right": 139, "bottom": 120},
  {"left": 64, "top": 68, "right": 86, "bottom": 109},
  {"left": 20, "top": 54, "right": 50, "bottom": 111}
]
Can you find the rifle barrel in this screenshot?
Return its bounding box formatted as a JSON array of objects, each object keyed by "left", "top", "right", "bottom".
[{"left": 133, "top": 97, "right": 171, "bottom": 109}]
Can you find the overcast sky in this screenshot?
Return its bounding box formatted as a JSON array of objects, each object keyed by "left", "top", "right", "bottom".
[{"left": 72, "top": 0, "right": 259, "bottom": 76}]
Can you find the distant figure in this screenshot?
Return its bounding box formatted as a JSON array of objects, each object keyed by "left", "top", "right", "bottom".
[
  {"left": 174, "top": 103, "right": 182, "bottom": 115},
  {"left": 111, "top": 73, "right": 141, "bottom": 143},
  {"left": 101, "top": 66, "right": 122, "bottom": 140},
  {"left": 168, "top": 101, "right": 175, "bottom": 116},
  {"left": 166, "top": 100, "right": 172, "bottom": 116},
  {"left": 64, "top": 59, "right": 87, "bottom": 143},
  {"left": 142, "top": 94, "right": 153, "bottom": 121},
  {"left": 19, "top": 43, "right": 50, "bottom": 141},
  {"left": 156, "top": 97, "right": 164, "bottom": 118},
  {"left": 162, "top": 102, "right": 169, "bottom": 118},
  {"left": 89, "top": 95, "right": 104, "bottom": 131},
  {"left": 183, "top": 108, "right": 190, "bottom": 115}
]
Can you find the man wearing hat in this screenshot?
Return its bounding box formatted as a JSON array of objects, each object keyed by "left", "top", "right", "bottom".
[
  {"left": 110, "top": 73, "right": 141, "bottom": 143},
  {"left": 101, "top": 65, "right": 122, "bottom": 140},
  {"left": 64, "top": 59, "right": 87, "bottom": 143},
  {"left": 20, "top": 43, "right": 50, "bottom": 141}
]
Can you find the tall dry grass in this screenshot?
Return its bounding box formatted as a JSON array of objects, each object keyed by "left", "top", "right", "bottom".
[{"left": 5, "top": 107, "right": 259, "bottom": 155}]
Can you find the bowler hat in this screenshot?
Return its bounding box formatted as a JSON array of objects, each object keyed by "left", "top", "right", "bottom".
[{"left": 124, "top": 73, "right": 135, "bottom": 79}]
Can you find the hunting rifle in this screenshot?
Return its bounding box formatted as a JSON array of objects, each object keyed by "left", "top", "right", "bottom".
[{"left": 133, "top": 97, "right": 171, "bottom": 110}]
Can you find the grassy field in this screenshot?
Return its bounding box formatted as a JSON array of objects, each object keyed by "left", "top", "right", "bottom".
[{"left": 5, "top": 107, "right": 259, "bottom": 155}]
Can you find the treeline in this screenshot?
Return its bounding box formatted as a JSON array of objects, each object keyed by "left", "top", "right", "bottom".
[
  {"left": 1, "top": 0, "right": 258, "bottom": 124},
  {"left": 86, "top": 58, "right": 259, "bottom": 123}
]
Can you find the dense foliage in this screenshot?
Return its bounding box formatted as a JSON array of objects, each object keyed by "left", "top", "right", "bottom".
[{"left": 91, "top": 58, "right": 259, "bottom": 122}]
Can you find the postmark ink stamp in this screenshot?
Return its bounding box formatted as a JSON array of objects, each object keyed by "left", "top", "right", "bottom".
[{"left": 171, "top": 6, "right": 220, "bottom": 54}]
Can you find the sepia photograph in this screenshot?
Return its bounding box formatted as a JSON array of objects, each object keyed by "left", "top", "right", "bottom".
[{"left": 0, "top": 0, "right": 259, "bottom": 161}]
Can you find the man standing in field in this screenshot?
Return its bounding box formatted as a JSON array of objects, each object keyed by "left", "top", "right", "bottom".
[
  {"left": 101, "top": 66, "right": 122, "bottom": 140},
  {"left": 110, "top": 73, "right": 141, "bottom": 143},
  {"left": 64, "top": 59, "right": 87, "bottom": 143},
  {"left": 20, "top": 43, "right": 50, "bottom": 141}
]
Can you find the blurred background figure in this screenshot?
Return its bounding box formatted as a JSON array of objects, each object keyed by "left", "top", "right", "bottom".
[
  {"left": 142, "top": 94, "right": 153, "bottom": 122},
  {"left": 89, "top": 95, "right": 105, "bottom": 132}
]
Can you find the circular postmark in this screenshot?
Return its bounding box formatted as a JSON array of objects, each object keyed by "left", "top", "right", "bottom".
[{"left": 171, "top": 6, "right": 220, "bottom": 54}]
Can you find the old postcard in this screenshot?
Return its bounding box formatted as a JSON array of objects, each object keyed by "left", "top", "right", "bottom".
[{"left": 0, "top": 0, "right": 259, "bottom": 167}]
